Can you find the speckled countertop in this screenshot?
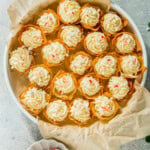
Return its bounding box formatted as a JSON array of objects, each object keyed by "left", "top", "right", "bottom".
[{"left": 0, "top": 0, "right": 150, "bottom": 150}]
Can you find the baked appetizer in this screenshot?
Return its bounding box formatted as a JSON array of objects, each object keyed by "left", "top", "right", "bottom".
[
  {"left": 80, "top": 3, "right": 102, "bottom": 31},
  {"left": 51, "top": 71, "right": 77, "bottom": 100},
  {"left": 69, "top": 51, "right": 92, "bottom": 75},
  {"left": 18, "top": 25, "right": 47, "bottom": 50},
  {"left": 43, "top": 99, "right": 69, "bottom": 124},
  {"left": 112, "top": 32, "right": 141, "bottom": 54},
  {"left": 9, "top": 46, "right": 33, "bottom": 73},
  {"left": 78, "top": 73, "right": 103, "bottom": 99},
  {"left": 91, "top": 93, "right": 119, "bottom": 121},
  {"left": 107, "top": 76, "right": 133, "bottom": 101},
  {"left": 58, "top": 25, "right": 83, "bottom": 49},
  {"left": 119, "top": 55, "right": 145, "bottom": 78},
  {"left": 101, "top": 12, "right": 128, "bottom": 36},
  {"left": 84, "top": 32, "right": 109, "bottom": 56},
  {"left": 69, "top": 98, "right": 91, "bottom": 125},
  {"left": 57, "top": 0, "right": 81, "bottom": 24},
  {"left": 37, "top": 9, "right": 60, "bottom": 34},
  {"left": 19, "top": 86, "right": 50, "bottom": 115},
  {"left": 93, "top": 53, "right": 118, "bottom": 79},
  {"left": 42, "top": 40, "right": 69, "bottom": 66},
  {"left": 28, "top": 64, "right": 52, "bottom": 87}
]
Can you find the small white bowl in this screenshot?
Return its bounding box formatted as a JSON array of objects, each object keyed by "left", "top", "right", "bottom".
[{"left": 4, "top": 4, "right": 148, "bottom": 124}]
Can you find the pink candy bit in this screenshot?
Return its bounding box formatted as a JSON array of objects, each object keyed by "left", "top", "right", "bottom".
[
  {"left": 89, "top": 80, "right": 93, "bottom": 84},
  {"left": 107, "top": 59, "right": 111, "bottom": 61},
  {"left": 101, "top": 35, "right": 105, "bottom": 39},
  {"left": 114, "top": 85, "right": 118, "bottom": 88},
  {"left": 59, "top": 90, "right": 62, "bottom": 94}
]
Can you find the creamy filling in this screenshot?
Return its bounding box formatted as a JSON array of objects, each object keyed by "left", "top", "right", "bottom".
[
  {"left": 85, "top": 32, "right": 108, "bottom": 54},
  {"left": 95, "top": 55, "right": 117, "bottom": 77},
  {"left": 9, "top": 46, "right": 32, "bottom": 72},
  {"left": 70, "top": 98, "right": 90, "bottom": 122},
  {"left": 46, "top": 100, "right": 68, "bottom": 122}
]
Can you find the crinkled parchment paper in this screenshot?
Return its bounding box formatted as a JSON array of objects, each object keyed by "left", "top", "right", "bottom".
[{"left": 7, "top": 0, "right": 150, "bottom": 150}]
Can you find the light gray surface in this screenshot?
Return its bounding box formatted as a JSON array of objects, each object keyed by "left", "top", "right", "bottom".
[{"left": 0, "top": 0, "right": 150, "bottom": 150}]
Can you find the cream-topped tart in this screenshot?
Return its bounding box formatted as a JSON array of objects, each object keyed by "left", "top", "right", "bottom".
[
  {"left": 116, "top": 33, "right": 136, "bottom": 54},
  {"left": 58, "top": 0, "right": 81, "bottom": 24},
  {"left": 42, "top": 40, "right": 68, "bottom": 66},
  {"left": 69, "top": 52, "right": 92, "bottom": 75},
  {"left": 28, "top": 65, "right": 51, "bottom": 87},
  {"left": 59, "top": 25, "right": 83, "bottom": 49},
  {"left": 70, "top": 98, "right": 91, "bottom": 125},
  {"left": 37, "top": 9, "right": 59, "bottom": 34},
  {"left": 102, "top": 13, "right": 123, "bottom": 35},
  {"left": 44, "top": 99, "right": 68, "bottom": 123},
  {"left": 120, "top": 55, "right": 140, "bottom": 77},
  {"left": 94, "top": 55, "right": 117, "bottom": 78},
  {"left": 9, "top": 46, "right": 32, "bottom": 73},
  {"left": 84, "top": 32, "right": 108, "bottom": 55},
  {"left": 108, "top": 76, "right": 130, "bottom": 100}
]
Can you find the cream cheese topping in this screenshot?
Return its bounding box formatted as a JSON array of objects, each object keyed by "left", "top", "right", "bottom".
[
  {"left": 95, "top": 55, "right": 117, "bottom": 77},
  {"left": 21, "top": 27, "right": 44, "bottom": 50},
  {"left": 46, "top": 100, "right": 68, "bottom": 122},
  {"left": 116, "top": 33, "right": 136, "bottom": 54},
  {"left": 58, "top": 0, "right": 81, "bottom": 23},
  {"left": 42, "top": 41, "right": 68, "bottom": 64},
  {"left": 102, "top": 13, "right": 123, "bottom": 34},
  {"left": 28, "top": 67, "right": 51, "bottom": 87},
  {"left": 9, "top": 46, "right": 32, "bottom": 72},
  {"left": 80, "top": 7, "right": 100, "bottom": 27},
  {"left": 108, "top": 76, "right": 129, "bottom": 100},
  {"left": 85, "top": 32, "right": 108, "bottom": 54},
  {"left": 70, "top": 98, "right": 90, "bottom": 122}
]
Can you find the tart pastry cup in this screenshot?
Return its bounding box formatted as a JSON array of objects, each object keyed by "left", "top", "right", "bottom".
[
  {"left": 19, "top": 85, "right": 51, "bottom": 115},
  {"left": 58, "top": 24, "right": 84, "bottom": 50},
  {"left": 112, "top": 32, "right": 142, "bottom": 54},
  {"left": 100, "top": 11, "right": 128, "bottom": 37},
  {"left": 78, "top": 73, "right": 103, "bottom": 99},
  {"left": 79, "top": 3, "right": 103, "bottom": 31},
  {"left": 67, "top": 51, "right": 92, "bottom": 76},
  {"left": 118, "top": 54, "right": 146, "bottom": 78},
  {"left": 18, "top": 24, "right": 47, "bottom": 51},
  {"left": 42, "top": 39, "right": 69, "bottom": 67},
  {"left": 51, "top": 70, "right": 77, "bottom": 100},
  {"left": 69, "top": 98, "right": 92, "bottom": 126},
  {"left": 92, "top": 52, "right": 119, "bottom": 79},
  {"left": 83, "top": 32, "right": 110, "bottom": 56},
  {"left": 28, "top": 64, "right": 52, "bottom": 88},
  {"left": 37, "top": 9, "right": 60, "bottom": 34},
  {"left": 43, "top": 99, "right": 69, "bottom": 125},
  {"left": 90, "top": 92, "right": 119, "bottom": 121}
]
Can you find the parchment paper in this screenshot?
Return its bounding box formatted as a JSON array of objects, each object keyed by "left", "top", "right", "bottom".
[{"left": 7, "top": 0, "right": 150, "bottom": 150}]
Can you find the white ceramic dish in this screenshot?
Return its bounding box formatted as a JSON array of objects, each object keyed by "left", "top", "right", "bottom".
[{"left": 4, "top": 4, "right": 148, "bottom": 124}]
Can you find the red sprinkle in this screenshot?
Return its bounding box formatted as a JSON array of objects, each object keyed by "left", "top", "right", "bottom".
[
  {"left": 49, "top": 17, "right": 52, "bottom": 21},
  {"left": 114, "top": 85, "right": 118, "bottom": 88},
  {"left": 89, "top": 80, "right": 92, "bottom": 84},
  {"left": 107, "top": 59, "right": 111, "bottom": 61},
  {"left": 101, "top": 35, "right": 105, "bottom": 39},
  {"left": 52, "top": 54, "right": 55, "bottom": 58},
  {"left": 44, "top": 22, "right": 48, "bottom": 26},
  {"left": 59, "top": 90, "right": 62, "bottom": 94},
  {"left": 86, "top": 15, "right": 89, "bottom": 17},
  {"left": 72, "top": 12, "right": 74, "bottom": 14}
]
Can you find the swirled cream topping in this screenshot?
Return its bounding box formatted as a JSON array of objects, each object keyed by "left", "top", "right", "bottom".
[
  {"left": 116, "top": 33, "right": 136, "bottom": 54},
  {"left": 80, "top": 76, "right": 101, "bottom": 96},
  {"left": 108, "top": 76, "right": 129, "bottom": 100},
  {"left": 80, "top": 7, "right": 100, "bottom": 27},
  {"left": 28, "top": 67, "right": 51, "bottom": 87},
  {"left": 121, "top": 55, "right": 140, "bottom": 76},
  {"left": 21, "top": 87, "right": 48, "bottom": 110},
  {"left": 46, "top": 100, "right": 68, "bottom": 122},
  {"left": 94, "top": 95, "right": 116, "bottom": 117},
  {"left": 85, "top": 32, "right": 108, "bottom": 54},
  {"left": 70, "top": 54, "right": 91, "bottom": 75},
  {"left": 21, "top": 27, "right": 44, "bottom": 50},
  {"left": 102, "top": 13, "right": 123, "bottom": 34},
  {"left": 70, "top": 98, "right": 90, "bottom": 122},
  {"left": 60, "top": 25, "right": 83, "bottom": 47},
  {"left": 58, "top": 0, "right": 81, "bottom": 23},
  {"left": 9, "top": 46, "right": 32, "bottom": 72},
  {"left": 37, "top": 12, "right": 59, "bottom": 34},
  {"left": 95, "top": 55, "right": 117, "bottom": 78},
  {"left": 42, "top": 41, "right": 68, "bottom": 64},
  {"left": 54, "top": 74, "right": 75, "bottom": 94}
]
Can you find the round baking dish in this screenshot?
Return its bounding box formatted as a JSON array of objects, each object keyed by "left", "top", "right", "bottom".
[{"left": 4, "top": 3, "right": 148, "bottom": 123}]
